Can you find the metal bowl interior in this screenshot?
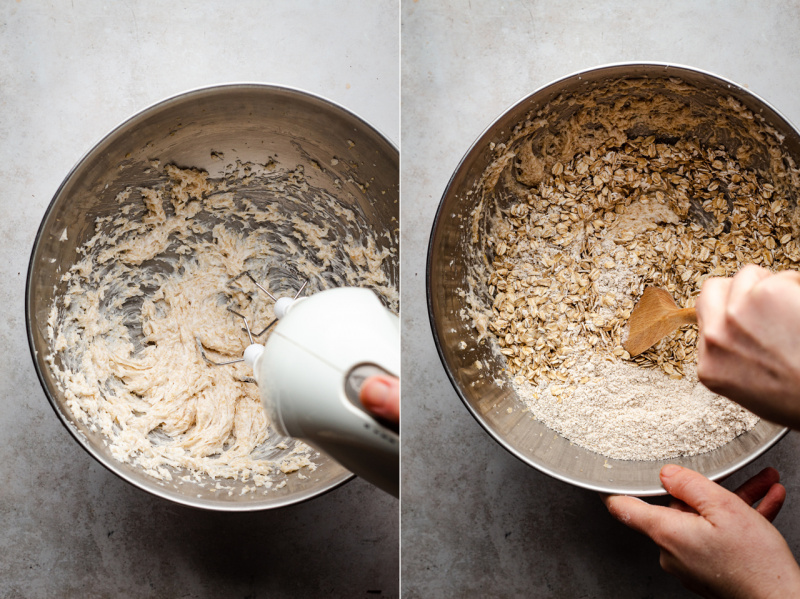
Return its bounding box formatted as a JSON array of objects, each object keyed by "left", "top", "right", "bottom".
[
  {"left": 27, "top": 84, "right": 399, "bottom": 510},
  {"left": 428, "top": 63, "right": 795, "bottom": 496}
]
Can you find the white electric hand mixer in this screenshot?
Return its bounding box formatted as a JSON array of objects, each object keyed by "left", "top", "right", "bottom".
[{"left": 198, "top": 273, "right": 399, "bottom": 497}]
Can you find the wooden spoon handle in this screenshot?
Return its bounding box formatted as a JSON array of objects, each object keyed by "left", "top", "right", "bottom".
[{"left": 674, "top": 307, "right": 697, "bottom": 326}]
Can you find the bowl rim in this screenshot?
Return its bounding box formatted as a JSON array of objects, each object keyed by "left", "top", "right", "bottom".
[
  {"left": 427, "top": 61, "right": 791, "bottom": 496},
  {"left": 26, "top": 82, "right": 399, "bottom": 510}
]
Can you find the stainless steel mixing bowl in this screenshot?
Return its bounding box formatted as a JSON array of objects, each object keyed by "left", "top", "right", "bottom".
[
  {"left": 27, "top": 84, "right": 398, "bottom": 510},
  {"left": 428, "top": 63, "right": 797, "bottom": 496}
]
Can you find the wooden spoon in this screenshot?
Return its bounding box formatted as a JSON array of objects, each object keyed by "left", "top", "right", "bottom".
[{"left": 623, "top": 287, "right": 697, "bottom": 356}]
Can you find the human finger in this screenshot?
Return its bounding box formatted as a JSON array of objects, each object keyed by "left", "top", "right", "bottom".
[
  {"left": 695, "top": 276, "right": 732, "bottom": 331},
  {"left": 771, "top": 269, "right": 800, "bottom": 288},
  {"left": 603, "top": 494, "right": 679, "bottom": 540},
  {"left": 726, "top": 264, "right": 772, "bottom": 312},
  {"left": 696, "top": 275, "right": 753, "bottom": 394},
  {"left": 360, "top": 375, "right": 400, "bottom": 424},
  {"left": 744, "top": 270, "right": 800, "bottom": 347},
  {"left": 755, "top": 483, "right": 786, "bottom": 523},
  {"left": 733, "top": 467, "right": 781, "bottom": 506},
  {"left": 667, "top": 496, "right": 696, "bottom": 514},
  {"left": 659, "top": 465, "right": 734, "bottom": 517},
  {"left": 721, "top": 265, "right": 773, "bottom": 345}
]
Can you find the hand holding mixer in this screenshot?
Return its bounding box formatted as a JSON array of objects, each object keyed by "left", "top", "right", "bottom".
[{"left": 198, "top": 273, "right": 399, "bottom": 497}]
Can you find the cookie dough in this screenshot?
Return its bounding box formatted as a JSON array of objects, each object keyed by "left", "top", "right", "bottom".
[{"left": 47, "top": 161, "right": 397, "bottom": 491}]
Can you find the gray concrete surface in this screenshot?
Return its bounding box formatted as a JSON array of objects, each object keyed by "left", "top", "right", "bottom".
[
  {"left": 1, "top": 2, "right": 398, "bottom": 598},
  {"left": 401, "top": 1, "right": 800, "bottom": 597},
  {"left": 9, "top": 1, "right": 800, "bottom": 597}
]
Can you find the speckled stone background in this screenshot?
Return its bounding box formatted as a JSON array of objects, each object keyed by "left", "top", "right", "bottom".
[
  {"left": 7, "top": 1, "right": 800, "bottom": 597},
  {"left": 401, "top": 1, "right": 800, "bottom": 597},
  {"left": 1, "top": 2, "right": 398, "bottom": 597}
]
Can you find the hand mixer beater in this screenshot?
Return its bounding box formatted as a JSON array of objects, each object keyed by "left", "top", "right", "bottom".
[{"left": 198, "top": 273, "right": 399, "bottom": 497}]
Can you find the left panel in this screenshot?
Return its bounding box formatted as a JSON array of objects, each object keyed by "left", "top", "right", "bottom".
[{"left": 6, "top": 1, "right": 399, "bottom": 597}]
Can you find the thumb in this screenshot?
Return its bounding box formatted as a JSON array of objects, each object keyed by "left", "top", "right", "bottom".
[
  {"left": 360, "top": 375, "right": 400, "bottom": 424},
  {"left": 660, "top": 465, "right": 735, "bottom": 517}
]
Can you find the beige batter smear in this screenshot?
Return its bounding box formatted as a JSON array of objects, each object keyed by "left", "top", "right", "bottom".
[{"left": 47, "top": 161, "right": 397, "bottom": 491}]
